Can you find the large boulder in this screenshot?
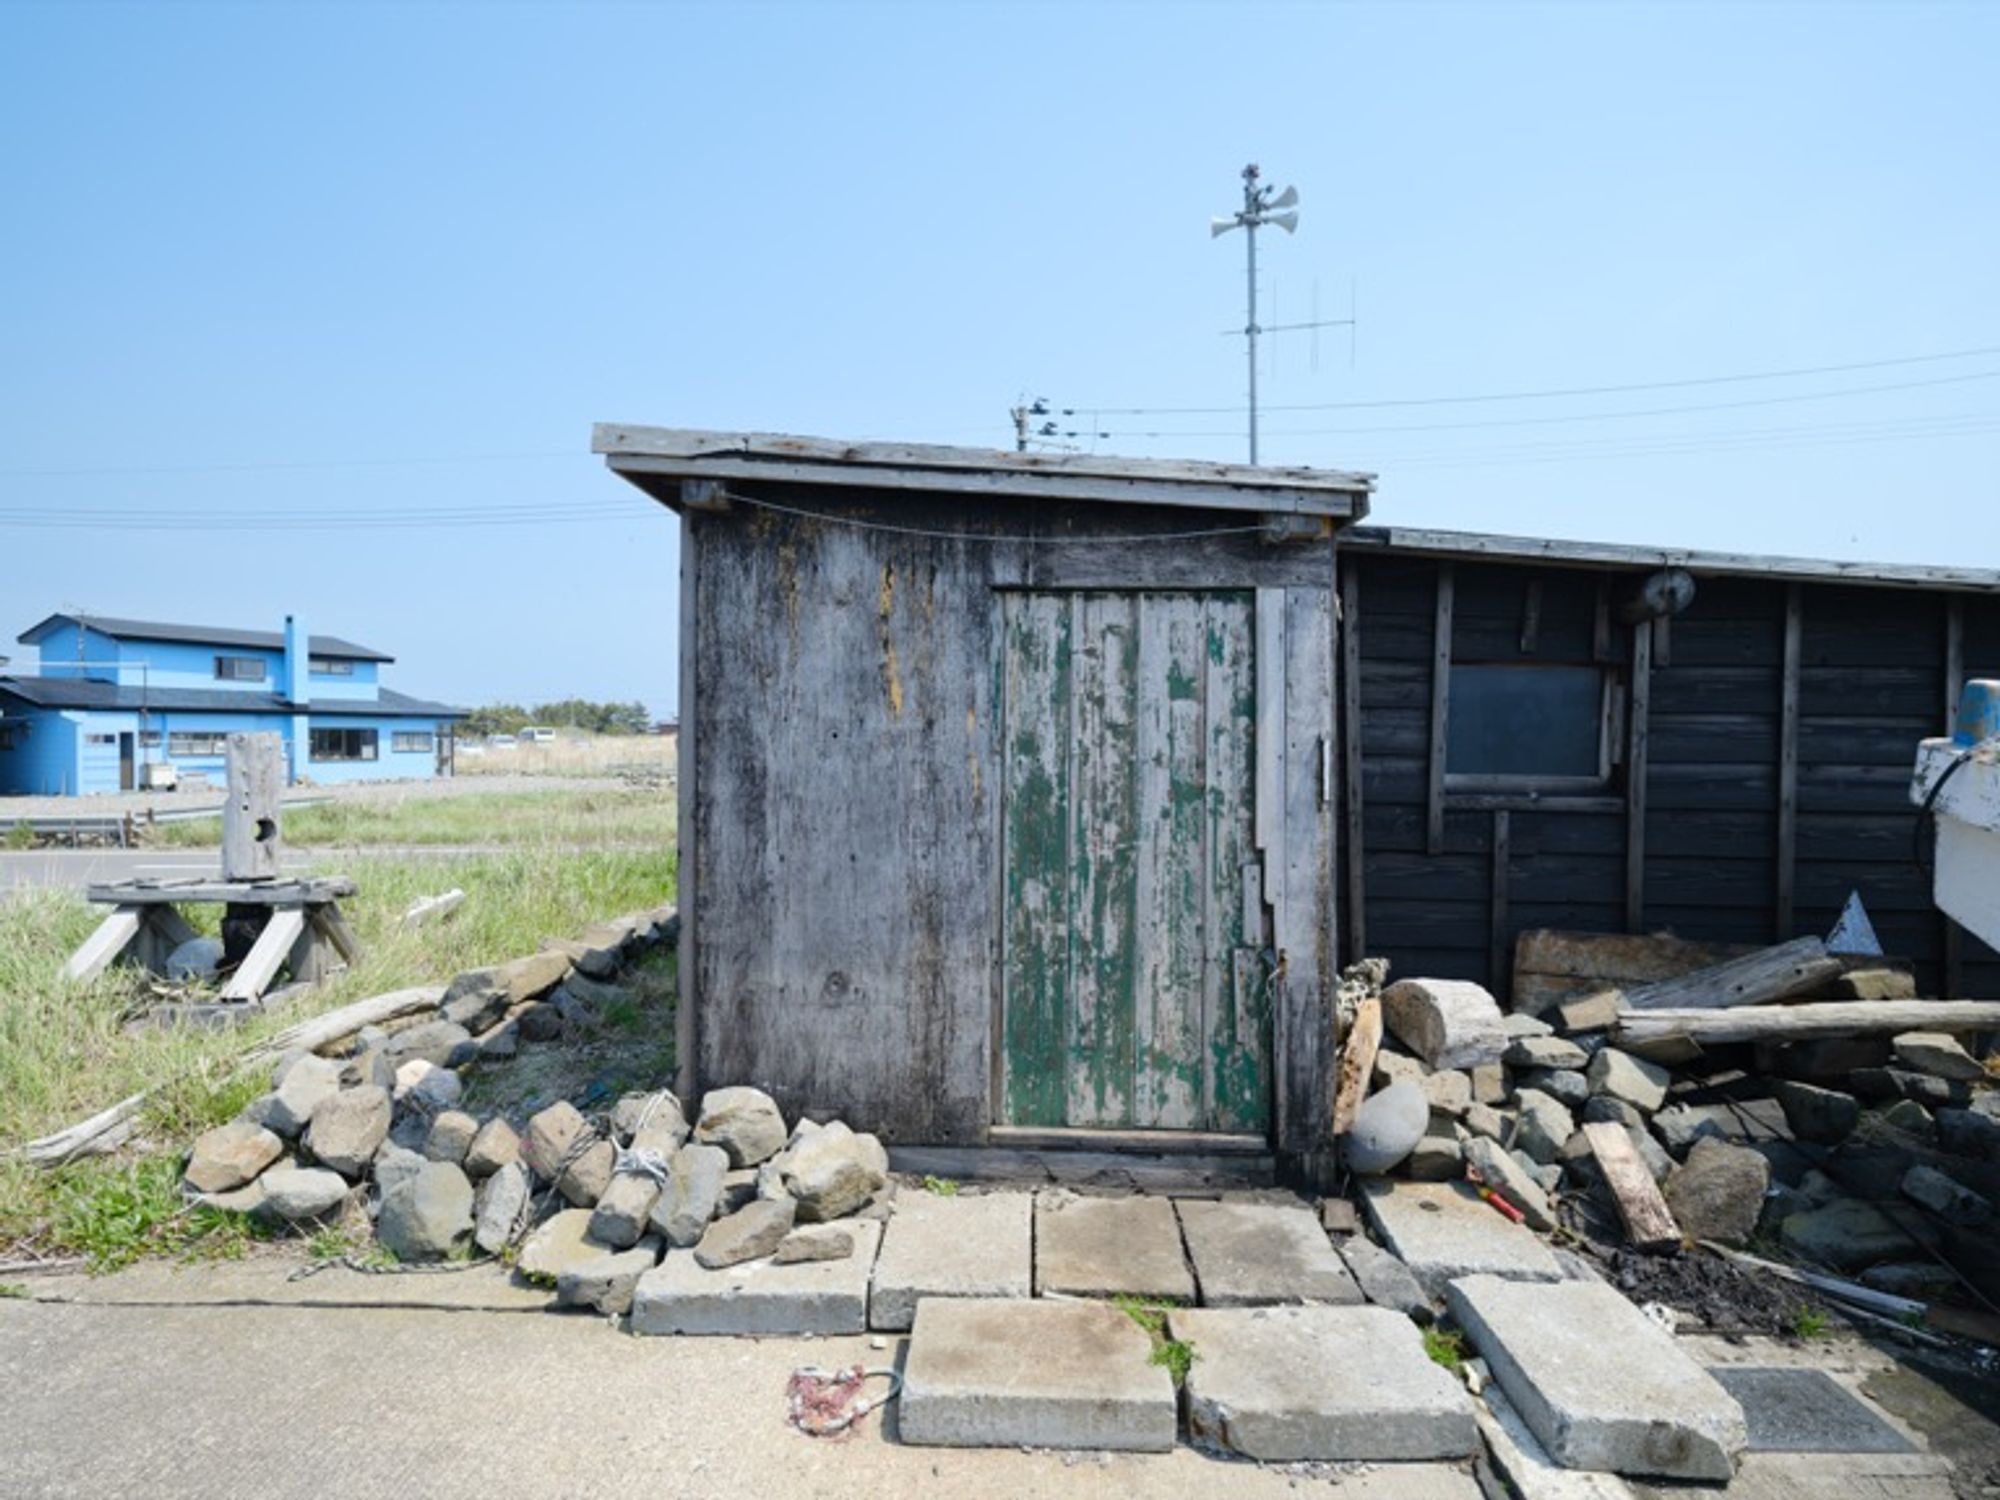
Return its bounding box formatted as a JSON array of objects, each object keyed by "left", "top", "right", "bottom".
[
  {"left": 185, "top": 1120, "right": 283, "bottom": 1194},
  {"left": 612, "top": 1090, "right": 688, "bottom": 1151},
  {"left": 557, "top": 1140, "right": 617, "bottom": 1208},
  {"left": 259, "top": 1166, "right": 351, "bottom": 1222},
  {"left": 515, "top": 1208, "right": 604, "bottom": 1283},
  {"left": 423, "top": 1111, "right": 480, "bottom": 1166},
  {"left": 589, "top": 1172, "right": 664, "bottom": 1249},
  {"left": 648, "top": 1143, "right": 729, "bottom": 1247},
  {"left": 556, "top": 1239, "right": 662, "bottom": 1316},
  {"left": 304, "top": 1086, "right": 391, "bottom": 1179},
  {"left": 523, "top": 1101, "right": 592, "bottom": 1183},
  {"left": 372, "top": 1141, "right": 428, "bottom": 1199},
  {"left": 1662, "top": 1138, "right": 1768, "bottom": 1246},
  {"left": 378, "top": 1162, "right": 475, "bottom": 1261},
  {"left": 265, "top": 1055, "right": 344, "bottom": 1138},
  {"left": 694, "top": 1087, "right": 787, "bottom": 1167},
  {"left": 778, "top": 1121, "right": 888, "bottom": 1221},
  {"left": 1381, "top": 980, "right": 1507, "bottom": 1070},
  {"left": 694, "top": 1198, "right": 796, "bottom": 1269},
  {"left": 473, "top": 1161, "right": 531, "bottom": 1254},
  {"left": 1343, "top": 1081, "right": 1429, "bottom": 1175},
  {"left": 1585, "top": 1049, "right": 1669, "bottom": 1114},
  {"left": 463, "top": 1117, "right": 522, "bottom": 1179}
]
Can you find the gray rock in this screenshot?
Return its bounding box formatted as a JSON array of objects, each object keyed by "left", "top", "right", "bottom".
[
  {"left": 372, "top": 1141, "right": 427, "bottom": 1199},
  {"left": 772, "top": 1224, "right": 855, "bottom": 1264},
  {"left": 694, "top": 1086, "right": 788, "bottom": 1168},
  {"left": 462, "top": 1117, "right": 521, "bottom": 1179},
  {"left": 1372, "top": 1049, "right": 1429, "bottom": 1089},
  {"left": 1937, "top": 1107, "right": 2000, "bottom": 1162},
  {"left": 1511, "top": 1089, "right": 1575, "bottom": 1166},
  {"left": 717, "top": 1168, "right": 760, "bottom": 1216},
  {"left": 1343, "top": 1081, "right": 1429, "bottom": 1175},
  {"left": 1652, "top": 1102, "right": 1729, "bottom": 1156},
  {"left": 1463, "top": 1102, "right": 1512, "bottom": 1143},
  {"left": 303, "top": 1086, "right": 391, "bottom": 1180},
  {"left": 1586, "top": 1048, "right": 1669, "bottom": 1114},
  {"left": 563, "top": 971, "right": 634, "bottom": 1010},
  {"left": 393, "top": 1060, "right": 462, "bottom": 1113},
  {"left": 473, "top": 1161, "right": 530, "bottom": 1254},
  {"left": 1521, "top": 1154, "right": 1563, "bottom": 1196},
  {"left": 1774, "top": 1080, "right": 1860, "bottom": 1144},
  {"left": 611, "top": 1090, "right": 687, "bottom": 1146},
  {"left": 1867, "top": 1099, "right": 1938, "bottom": 1145},
  {"left": 557, "top": 1138, "right": 617, "bottom": 1208},
  {"left": 1519, "top": 1068, "right": 1589, "bottom": 1108},
  {"left": 1335, "top": 1234, "right": 1433, "bottom": 1324},
  {"left": 556, "top": 1238, "right": 661, "bottom": 1315},
  {"left": 1505, "top": 1036, "right": 1589, "bottom": 1071},
  {"left": 1629, "top": 1125, "right": 1675, "bottom": 1184},
  {"left": 259, "top": 1165, "right": 351, "bottom": 1222},
  {"left": 1892, "top": 1032, "right": 1988, "bottom": 1083},
  {"left": 165, "top": 936, "right": 223, "bottom": 981},
  {"left": 440, "top": 969, "right": 509, "bottom": 1033},
  {"left": 1502, "top": 1012, "right": 1554, "bottom": 1040},
  {"left": 649, "top": 1143, "right": 730, "bottom": 1246},
  {"left": 1901, "top": 1164, "right": 1991, "bottom": 1226},
  {"left": 516, "top": 1208, "right": 618, "bottom": 1283},
  {"left": 1581, "top": 1095, "right": 1647, "bottom": 1131},
  {"left": 1405, "top": 1131, "right": 1464, "bottom": 1182},
  {"left": 1780, "top": 1197, "right": 1917, "bottom": 1271},
  {"left": 382, "top": 1019, "right": 473, "bottom": 1071},
  {"left": 778, "top": 1120, "right": 889, "bottom": 1220},
  {"left": 1381, "top": 978, "right": 1508, "bottom": 1070},
  {"left": 1663, "top": 1138, "right": 1768, "bottom": 1247},
  {"left": 265, "top": 1054, "right": 343, "bottom": 1137},
  {"left": 377, "top": 1161, "right": 475, "bottom": 1261},
  {"left": 423, "top": 1110, "right": 480, "bottom": 1165},
  {"left": 1471, "top": 1062, "right": 1509, "bottom": 1105},
  {"left": 694, "top": 1197, "right": 797, "bottom": 1268},
  {"left": 588, "top": 1171, "right": 664, "bottom": 1248},
  {"left": 523, "top": 1101, "right": 592, "bottom": 1183},
  {"left": 475, "top": 1023, "right": 518, "bottom": 1062},
  {"left": 184, "top": 1120, "right": 283, "bottom": 1194},
  {"left": 1463, "top": 1136, "right": 1555, "bottom": 1231},
  {"left": 516, "top": 1003, "right": 561, "bottom": 1042},
  {"left": 1420, "top": 1070, "right": 1473, "bottom": 1118}
]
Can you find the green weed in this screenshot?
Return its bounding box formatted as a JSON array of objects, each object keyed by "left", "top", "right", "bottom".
[
  {"left": 1423, "top": 1326, "right": 1469, "bottom": 1372},
  {"left": 921, "top": 1175, "right": 960, "bottom": 1197},
  {"left": 3, "top": 823, "right": 32, "bottom": 851},
  {"left": 0, "top": 1282, "right": 27, "bottom": 1298},
  {"left": 1792, "top": 1304, "right": 1830, "bottom": 1340},
  {"left": 38, "top": 1156, "right": 262, "bottom": 1272},
  {"left": 1115, "top": 1294, "right": 1198, "bottom": 1386}
]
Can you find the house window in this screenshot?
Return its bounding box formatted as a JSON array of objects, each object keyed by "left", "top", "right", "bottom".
[
  {"left": 169, "top": 731, "right": 227, "bottom": 757},
  {"left": 84, "top": 733, "right": 117, "bottom": 746},
  {"left": 311, "top": 727, "right": 378, "bottom": 762},
  {"left": 1446, "top": 662, "right": 1611, "bottom": 787},
  {"left": 391, "top": 731, "right": 434, "bottom": 753},
  {"left": 0, "top": 724, "right": 17, "bottom": 750},
  {"left": 139, "top": 730, "right": 161, "bottom": 748},
  {"left": 309, "top": 657, "right": 355, "bottom": 676},
  {"left": 215, "top": 655, "right": 267, "bottom": 682}
]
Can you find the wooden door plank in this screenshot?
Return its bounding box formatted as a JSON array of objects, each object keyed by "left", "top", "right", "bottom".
[
  {"left": 999, "top": 592, "right": 1073, "bottom": 1126},
  {"left": 1202, "top": 592, "right": 1264, "bottom": 1133},
  {"left": 1068, "top": 592, "right": 1139, "bottom": 1127},
  {"left": 1277, "top": 586, "right": 1336, "bottom": 1162},
  {"left": 1338, "top": 564, "right": 1367, "bottom": 962}
]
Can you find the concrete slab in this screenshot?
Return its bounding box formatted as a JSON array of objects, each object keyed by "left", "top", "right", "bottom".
[
  {"left": 900, "top": 1297, "right": 1176, "bottom": 1452},
  {"left": 868, "top": 1190, "right": 1032, "bottom": 1331},
  {"left": 1477, "top": 1385, "right": 1642, "bottom": 1500},
  {"left": 1359, "top": 1179, "right": 1562, "bottom": 1297},
  {"left": 1168, "top": 1304, "right": 1478, "bottom": 1462},
  {"left": 1174, "top": 1199, "right": 1362, "bottom": 1307},
  {"left": 1033, "top": 1192, "right": 1193, "bottom": 1301},
  {"left": 1447, "top": 1275, "right": 1747, "bottom": 1481},
  {"left": 1710, "top": 1367, "right": 1914, "bottom": 1454},
  {"left": 629, "top": 1219, "right": 880, "bottom": 1336}
]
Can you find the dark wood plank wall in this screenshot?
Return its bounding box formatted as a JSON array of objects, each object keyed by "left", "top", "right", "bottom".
[{"left": 1344, "top": 553, "right": 2000, "bottom": 999}]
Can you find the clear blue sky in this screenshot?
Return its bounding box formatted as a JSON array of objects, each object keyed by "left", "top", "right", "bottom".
[{"left": 4, "top": 1, "right": 1995, "bottom": 715}]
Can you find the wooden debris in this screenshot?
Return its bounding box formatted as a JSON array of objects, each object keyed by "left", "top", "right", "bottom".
[
  {"left": 1615, "top": 1000, "right": 2000, "bottom": 1048},
  {"left": 1331, "top": 997, "right": 1382, "bottom": 1140},
  {"left": 398, "top": 889, "right": 466, "bottom": 929},
  {"left": 1510, "top": 928, "right": 1754, "bottom": 1016},
  {"left": 15, "top": 1092, "right": 148, "bottom": 1169},
  {"left": 1582, "top": 1121, "right": 1682, "bottom": 1253},
  {"left": 1622, "top": 936, "right": 1844, "bottom": 1012}
]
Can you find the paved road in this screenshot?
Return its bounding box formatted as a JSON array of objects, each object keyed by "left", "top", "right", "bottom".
[
  {"left": 0, "top": 846, "right": 531, "bottom": 891},
  {"left": 0, "top": 1260, "right": 1474, "bottom": 1500}
]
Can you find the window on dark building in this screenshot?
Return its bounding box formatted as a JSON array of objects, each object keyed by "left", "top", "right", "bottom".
[{"left": 1446, "top": 662, "right": 1612, "bottom": 788}]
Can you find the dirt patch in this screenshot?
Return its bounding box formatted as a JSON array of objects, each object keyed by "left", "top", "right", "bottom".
[
  {"left": 1598, "top": 1245, "right": 1849, "bottom": 1340},
  {"left": 1862, "top": 1351, "right": 2000, "bottom": 1500}
]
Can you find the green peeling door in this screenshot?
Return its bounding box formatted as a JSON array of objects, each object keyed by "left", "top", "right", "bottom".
[{"left": 999, "top": 590, "right": 1272, "bottom": 1133}]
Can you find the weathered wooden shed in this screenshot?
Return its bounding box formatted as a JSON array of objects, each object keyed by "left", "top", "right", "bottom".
[
  {"left": 1336, "top": 527, "right": 2000, "bottom": 1005},
  {"left": 594, "top": 427, "right": 1374, "bottom": 1180}
]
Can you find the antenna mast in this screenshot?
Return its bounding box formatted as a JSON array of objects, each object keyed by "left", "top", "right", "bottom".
[{"left": 1210, "top": 164, "right": 1297, "bottom": 465}]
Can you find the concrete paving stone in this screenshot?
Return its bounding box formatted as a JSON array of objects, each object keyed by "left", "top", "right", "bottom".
[
  {"left": 1335, "top": 1233, "right": 1433, "bottom": 1322},
  {"left": 1174, "top": 1199, "right": 1362, "bottom": 1307},
  {"left": 1477, "top": 1385, "right": 1643, "bottom": 1500},
  {"left": 1032, "top": 1192, "right": 1193, "bottom": 1302},
  {"left": 1359, "top": 1180, "right": 1561, "bottom": 1298},
  {"left": 868, "top": 1190, "right": 1031, "bottom": 1331},
  {"left": 900, "top": 1297, "right": 1176, "bottom": 1452},
  {"left": 629, "top": 1218, "right": 880, "bottom": 1336},
  {"left": 1708, "top": 1367, "right": 1914, "bottom": 1454},
  {"left": 1446, "top": 1274, "right": 1747, "bottom": 1481},
  {"left": 1168, "top": 1304, "right": 1477, "bottom": 1462}
]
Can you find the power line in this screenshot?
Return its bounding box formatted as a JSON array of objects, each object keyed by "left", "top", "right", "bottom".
[{"left": 0, "top": 451, "right": 582, "bottom": 481}]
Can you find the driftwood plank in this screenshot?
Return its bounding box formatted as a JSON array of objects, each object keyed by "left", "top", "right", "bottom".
[
  {"left": 1513, "top": 928, "right": 1754, "bottom": 987},
  {"left": 18, "top": 1093, "right": 147, "bottom": 1168},
  {"left": 1583, "top": 1121, "right": 1681, "bottom": 1253},
  {"left": 1621, "top": 936, "right": 1843, "bottom": 1011},
  {"left": 1616, "top": 1000, "right": 2000, "bottom": 1047},
  {"left": 61, "top": 906, "right": 145, "bottom": 983},
  {"left": 1331, "top": 997, "right": 1382, "bottom": 1141}
]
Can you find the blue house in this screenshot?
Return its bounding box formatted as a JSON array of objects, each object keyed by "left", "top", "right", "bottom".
[{"left": 0, "top": 613, "right": 466, "bottom": 796}]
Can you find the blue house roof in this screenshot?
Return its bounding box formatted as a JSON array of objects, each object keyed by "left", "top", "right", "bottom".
[
  {"left": 0, "top": 678, "right": 465, "bottom": 718},
  {"left": 16, "top": 613, "right": 394, "bottom": 662}
]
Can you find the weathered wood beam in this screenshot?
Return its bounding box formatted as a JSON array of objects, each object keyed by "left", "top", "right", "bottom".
[
  {"left": 1622, "top": 935, "right": 1842, "bottom": 1011},
  {"left": 218, "top": 907, "right": 307, "bottom": 1003},
  {"left": 1625, "top": 619, "right": 1652, "bottom": 931},
  {"left": 1583, "top": 1121, "right": 1681, "bottom": 1253},
  {"left": 1489, "top": 810, "right": 1512, "bottom": 996},
  {"left": 1776, "top": 583, "right": 1802, "bottom": 937},
  {"left": 61, "top": 906, "right": 145, "bottom": 983},
  {"left": 677, "top": 512, "right": 701, "bottom": 1108},
  {"left": 1426, "top": 562, "right": 1454, "bottom": 856},
  {"left": 1338, "top": 565, "right": 1367, "bottom": 962},
  {"left": 1330, "top": 997, "right": 1382, "bottom": 1141},
  {"left": 397, "top": 889, "right": 465, "bottom": 929},
  {"left": 1615, "top": 1000, "right": 2000, "bottom": 1047}
]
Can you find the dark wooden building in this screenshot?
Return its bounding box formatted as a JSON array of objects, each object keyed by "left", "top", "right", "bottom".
[{"left": 1337, "top": 527, "right": 2000, "bottom": 1005}]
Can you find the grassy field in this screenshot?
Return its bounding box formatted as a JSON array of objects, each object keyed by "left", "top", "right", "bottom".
[
  {"left": 151, "top": 786, "right": 674, "bottom": 849},
  {"left": 456, "top": 733, "right": 676, "bottom": 781},
  {"left": 0, "top": 843, "right": 675, "bottom": 1267}
]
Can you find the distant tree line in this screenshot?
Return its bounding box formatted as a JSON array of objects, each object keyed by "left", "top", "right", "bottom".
[{"left": 462, "top": 699, "right": 654, "bottom": 737}]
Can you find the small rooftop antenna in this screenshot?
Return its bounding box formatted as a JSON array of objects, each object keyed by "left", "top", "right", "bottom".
[{"left": 1210, "top": 165, "right": 1353, "bottom": 464}]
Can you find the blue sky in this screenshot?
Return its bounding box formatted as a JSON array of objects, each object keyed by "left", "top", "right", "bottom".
[{"left": 3, "top": 1, "right": 1994, "bottom": 714}]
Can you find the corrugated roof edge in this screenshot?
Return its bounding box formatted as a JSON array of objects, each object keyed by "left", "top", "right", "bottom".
[
  {"left": 15, "top": 612, "right": 395, "bottom": 660},
  {"left": 1343, "top": 524, "right": 2000, "bottom": 594},
  {"left": 592, "top": 425, "right": 1375, "bottom": 520},
  {"left": 0, "top": 677, "right": 466, "bottom": 718}
]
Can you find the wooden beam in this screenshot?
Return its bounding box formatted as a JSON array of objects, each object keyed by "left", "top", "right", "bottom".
[
  {"left": 1622, "top": 935, "right": 1842, "bottom": 1011},
  {"left": 1339, "top": 564, "right": 1367, "bottom": 962},
  {"left": 61, "top": 906, "right": 144, "bottom": 983},
  {"left": 1616, "top": 1000, "right": 2000, "bottom": 1047},
  {"left": 1776, "top": 583, "right": 1802, "bottom": 938},
  {"left": 677, "top": 511, "right": 700, "bottom": 1108},
  {"left": 887, "top": 1143, "right": 1275, "bottom": 1192},
  {"left": 1427, "top": 562, "right": 1454, "bottom": 856},
  {"left": 1519, "top": 579, "right": 1542, "bottom": 654},
  {"left": 1944, "top": 596, "right": 1966, "bottom": 998},
  {"left": 222, "top": 732, "right": 285, "bottom": 883},
  {"left": 1330, "top": 996, "right": 1382, "bottom": 1141},
  {"left": 1583, "top": 1121, "right": 1682, "bottom": 1253},
  {"left": 1625, "top": 619, "right": 1653, "bottom": 931},
  {"left": 1489, "top": 810, "right": 1512, "bottom": 998},
  {"left": 310, "top": 903, "right": 362, "bottom": 965},
  {"left": 218, "top": 907, "right": 307, "bottom": 1003},
  {"left": 85, "top": 877, "right": 355, "bottom": 906}
]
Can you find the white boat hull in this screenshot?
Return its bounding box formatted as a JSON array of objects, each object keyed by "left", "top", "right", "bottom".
[{"left": 1914, "top": 739, "right": 2000, "bottom": 951}]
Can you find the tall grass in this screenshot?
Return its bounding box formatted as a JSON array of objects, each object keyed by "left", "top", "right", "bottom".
[
  {"left": 151, "top": 787, "right": 674, "bottom": 849},
  {"left": 0, "top": 844, "right": 675, "bottom": 1255},
  {"left": 457, "top": 734, "right": 677, "bottom": 780}
]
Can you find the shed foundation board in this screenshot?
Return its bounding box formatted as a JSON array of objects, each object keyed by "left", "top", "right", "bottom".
[
  {"left": 628, "top": 1220, "right": 880, "bottom": 1336},
  {"left": 1445, "top": 1274, "right": 1747, "bottom": 1481},
  {"left": 1167, "top": 1305, "right": 1479, "bottom": 1462},
  {"left": 898, "top": 1297, "right": 1177, "bottom": 1452},
  {"left": 1173, "top": 1200, "right": 1362, "bottom": 1307},
  {"left": 1032, "top": 1192, "right": 1194, "bottom": 1302},
  {"left": 868, "top": 1191, "right": 1032, "bottom": 1332},
  {"left": 1359, "top": 1180, "right": 1561, "bottom": 1297}
]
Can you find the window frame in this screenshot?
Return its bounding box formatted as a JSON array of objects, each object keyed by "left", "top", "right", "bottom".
[
  {"left": 390, "top": 730, "right": 435, "bottom": 754},
  {"left": 168, "top": 731, "right": 228, "bottom": 757},
  {"left": 214, "top": 654, "right": 267, "bottom": 682},
  {"left": 309, "top": 656, "right": 356, "bottom": 677},
  {"left": 310, "top": 726, "right": 379, "bottom": 763},
  {"left": 1442, "top": 659, "right": 1621, "bottom": 795}
]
